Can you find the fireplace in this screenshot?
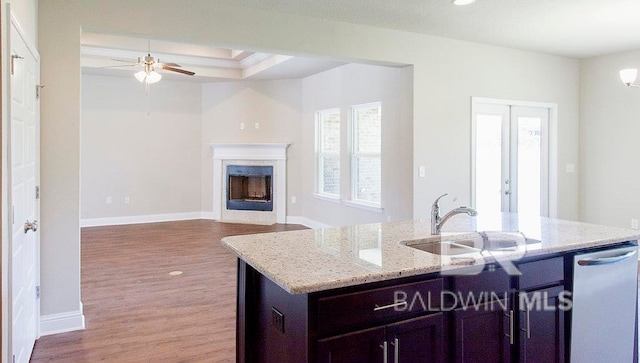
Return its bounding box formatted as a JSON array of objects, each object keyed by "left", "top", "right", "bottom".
[
  {"left": 210, "top": 143, "right": 289, "bottom": 224},
  {"left": 226, "top": 165, "right": 273, "bottom": 211}
]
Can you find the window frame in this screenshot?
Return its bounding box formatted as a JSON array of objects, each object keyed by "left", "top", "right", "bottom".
[
  {"left": 350, "top": 102, "right": 382, "bottom": 208},
  {"left": 315, "top": 108, "right": 341, "bottom": 199}
]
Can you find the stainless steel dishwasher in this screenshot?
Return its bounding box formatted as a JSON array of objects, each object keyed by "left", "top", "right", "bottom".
[{"left": 570, "top": 244, "right": 638, "bottom": 362}]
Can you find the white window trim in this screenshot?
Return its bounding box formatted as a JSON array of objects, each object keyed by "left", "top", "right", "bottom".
[
  {"left": 316, "top": 108, "right": 341, "bottom": 198},
  {"left": 343, "top": 200, "right": 384, "bottom": 213},
  {"left": 312, "top": 193, "right": 341, "bottom": 204},
  {"left": 350, "top": 102, "right": 382, "bottom": 207}
]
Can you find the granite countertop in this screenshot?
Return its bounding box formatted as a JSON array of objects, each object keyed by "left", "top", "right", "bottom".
[{"left": 220, "top": 213, "right": 640, "bottom": 294}]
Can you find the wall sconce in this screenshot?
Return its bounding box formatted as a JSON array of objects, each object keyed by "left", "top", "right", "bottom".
[{"left": 620, "top": 69, "right": 639, "bottom": 89}]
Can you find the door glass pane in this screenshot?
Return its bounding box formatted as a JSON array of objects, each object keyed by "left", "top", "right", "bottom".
[
  {"left": 517, "top": 117, "right": 541, "bottom": 216},
  {"left": 475, "top": 114, "right": 503, "bottom": 215}
]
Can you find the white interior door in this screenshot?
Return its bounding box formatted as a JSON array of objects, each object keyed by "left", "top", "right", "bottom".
[
  {"left": 9, "top": 17, "right": 40, "bottom": 363},
  {"left": 473, "top": 103, "right": 549, "bottom": 217}
]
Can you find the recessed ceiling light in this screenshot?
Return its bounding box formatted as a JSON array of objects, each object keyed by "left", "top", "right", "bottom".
[{"left": 453, "top": 0, "right": 476, "bottom": 5}]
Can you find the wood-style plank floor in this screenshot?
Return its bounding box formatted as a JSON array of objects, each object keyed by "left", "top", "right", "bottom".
[{"left": 30, "top": 220, "right": 307, "bottom": 362}]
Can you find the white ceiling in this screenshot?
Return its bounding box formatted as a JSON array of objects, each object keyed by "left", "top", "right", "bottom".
[
  {"left": 229, "top": 0, "right": 640, "bottom": 58},
  {"left": 82, "top": 0, "right": 640, "bottom": 82},
  {"left": 81, "top": 33, "right": 348, "bottom": 82}
]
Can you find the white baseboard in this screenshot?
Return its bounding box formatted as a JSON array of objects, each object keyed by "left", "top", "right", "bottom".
[
  {"left": 200, "top": 211, "right": 217, "bottom": 220},
  {"left": 40, "top": 302, "right": 85, "bottom": 336},
  {"left": 286, "top": 216, "right": 330, "bottom": 228},
  {"left": 81, "top": 211, "right": 329, "bottom": 229},
  {"left": 81, "top": 212, "right": 204, "bottom": 227}
]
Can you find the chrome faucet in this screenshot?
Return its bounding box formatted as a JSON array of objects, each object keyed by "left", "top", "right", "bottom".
[{"left": 431, "top": 193, "right": 478, "bottom": 234}]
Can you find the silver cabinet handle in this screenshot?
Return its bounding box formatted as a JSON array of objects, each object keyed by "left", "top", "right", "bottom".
[
  {"left": 24, "top": 219, "right": 38, "bottom": 233},
  {"left": 380, "top": 341, "right": 388, "bottom": 363},
  {"left": 520, "top": 307, "right": 531, "bottom": 339},
  {"left": 577, "top": 250, "right": 636, "bottom": 266},
  {"left": 393, "top": 338, "right": 399, "bottom": 363},
  {"left": 504, "top": 310, "right": 514, "bottom": 345},
  {"left": 374, "top": 301, "right": 407, "bottom": 311}
]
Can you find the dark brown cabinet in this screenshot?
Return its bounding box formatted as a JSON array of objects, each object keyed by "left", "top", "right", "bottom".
[
  {"left": 318, "top": 314, "right": 444, "bottom": 363},
  {"left": 452, "top": 258, "right": 565, "bottom": 363},
  {"left": 454, "top": 298, "right": 512, "bottom": 363},
  {"left": 518, "top": 286, "right": 565, "bottom": 363}
]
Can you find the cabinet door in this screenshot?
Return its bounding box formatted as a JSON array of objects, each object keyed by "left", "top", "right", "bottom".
[
  {"left": 518, "top": 286, "right": 565, "bottom": 363},
  {"left": 386, "top": 313, "right": 444, "bottom": 363},
  {"left": 454, "top": 298, "right": 512, "bottom": 363},
  {"left": 317, "top": 326, "right": 386, "bottom": 363}
]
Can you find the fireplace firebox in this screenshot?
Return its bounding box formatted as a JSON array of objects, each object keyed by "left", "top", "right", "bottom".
[{"left": 226, "top": 165, "right": 273, "bottom": 212}]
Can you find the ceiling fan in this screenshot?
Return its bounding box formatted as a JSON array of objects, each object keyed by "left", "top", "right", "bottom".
[{"left": 107, "top": 51, "right": 196, "bottom": 84}]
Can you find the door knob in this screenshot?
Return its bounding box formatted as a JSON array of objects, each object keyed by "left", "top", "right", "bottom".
[{"left": 24, "top": 220, "right": 38, "bottom": 233}]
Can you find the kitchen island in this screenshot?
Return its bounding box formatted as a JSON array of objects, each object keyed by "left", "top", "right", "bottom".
[{"left": 221, "top": 214, "right": 640, "bottom": 362}]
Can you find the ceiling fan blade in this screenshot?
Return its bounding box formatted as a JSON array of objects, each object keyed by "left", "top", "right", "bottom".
[
  {"left": 99, "top": 64, "right": 140, "bottom": 68},
  {"left": 110, "top": 58, "right": 139, "bottom": 63},
  {"left": 156, "top": 62, "right": 181, "bottom": 68},
  {"left": 162, "top": 66, "right": 195, "bottom": 76}
]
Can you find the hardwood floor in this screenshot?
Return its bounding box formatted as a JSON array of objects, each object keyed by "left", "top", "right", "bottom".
[{"left": 30, "top": 220, "right": 307, "bottom": 362}]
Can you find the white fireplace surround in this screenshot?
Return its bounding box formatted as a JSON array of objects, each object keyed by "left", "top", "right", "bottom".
[{"left": 210, "top": 143, "right": 289, "bottom": 224}]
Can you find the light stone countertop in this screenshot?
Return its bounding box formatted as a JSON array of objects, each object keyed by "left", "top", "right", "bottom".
[{"left": 220, "top": 213, "right": 640, "bottom": 294}]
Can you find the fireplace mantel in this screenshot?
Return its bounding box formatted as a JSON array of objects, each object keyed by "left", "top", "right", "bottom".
[
  {"left": 209, "top": 143, "right": 289, "bottom": 161},
  {"left": 209, "top": 143, "right": 290, "bottom": 224}
]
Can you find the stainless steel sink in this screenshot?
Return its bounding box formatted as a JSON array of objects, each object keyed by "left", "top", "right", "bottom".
[
  {"left": 400, "top": 232, "right": 541, "bottom": 256},
  {"left": 407, "top": 240, "right": 481, "bottom": 255}
]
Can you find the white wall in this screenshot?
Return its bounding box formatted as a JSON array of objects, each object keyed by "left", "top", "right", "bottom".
[
  {"left": 200, "top": 79, "right": 303, "bottom": 217},
  {"left": 579, "top": 49, "right": 640, "bottom": 227},
  {"left": 37, "top": 0, "right": 580, "bottom": 322},
  {"left": 81, "top": 74, "right": 202, "bottom": 220},
  {"left": 300, "top": 63, "right": 413, "bottom": 225}
]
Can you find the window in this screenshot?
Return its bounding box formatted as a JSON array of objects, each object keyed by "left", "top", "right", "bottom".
[
  {"left": 316, "top": 109, "right": 341, "bottom": 197},
  {"left": 351, "top": 103, "right": 381, "bottom": 206}
]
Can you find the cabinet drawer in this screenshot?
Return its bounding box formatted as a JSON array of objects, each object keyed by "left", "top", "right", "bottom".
[
  {"left": 453, "top": 266, "right": 510, "bottom": 302},
  {"left": 518, "top": 257, "right": 564, "bottom": 290},
  {"left": 317, "top": 278, "right": 443, "bottom": 337}
]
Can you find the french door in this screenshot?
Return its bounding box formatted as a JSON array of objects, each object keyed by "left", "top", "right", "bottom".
[{"left": 472, "top": 102, "right": 549, "bottom": 217}]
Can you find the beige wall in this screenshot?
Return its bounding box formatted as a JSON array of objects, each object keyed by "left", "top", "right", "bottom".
[
  {"left": 300, "top": 63, "right": 414, "bottom": 225},
  {"left": 579, "top": 49, "right": 640, "bottom": 227},
  {"left": 81, "top": 74, "right": 202, "bottom": 220},
  {"left": 38, "top": 0, "right": 580, "bottom": 318},
  {"left": 200, "top": 79, "right": 303, "bottom": 216}
]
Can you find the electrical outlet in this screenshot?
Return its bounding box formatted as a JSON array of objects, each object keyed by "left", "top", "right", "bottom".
[
  {"left": 632, "top": 219, "right": 638, "bottom": 230},
  {"left": 566, "top": 164, "right": 575, "bottom": 173},
  {"left": 240, "top": 122, "right": 245, "bottom": 130},
  {"left": 419, "top": 166, "right": 425, "bottom": 178},
  {"left": 124, "top": 196, "right": 130, "bottom": 204},
  {"left": 271, "top": 307, "right": 284, "bottom": 333},
  {"left": 106, "top": 196, "right": 112, "bottom": 204},
  {"left": 291, "top": 196, "right": 297, "bottom": 204}
]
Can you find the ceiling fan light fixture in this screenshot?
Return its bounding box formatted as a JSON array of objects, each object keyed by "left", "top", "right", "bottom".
[
  {"left": 146, "top": 71, "right": 162, "bottom": 84},
  {"left": 453, "top": 0, "right": 476, "bottom": 5},
  {"left": 134, "top": 70, "right": 147, "bottom": 83},
  {"left": 620, "top": 68, "right": 638, "bottom": 87}
]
